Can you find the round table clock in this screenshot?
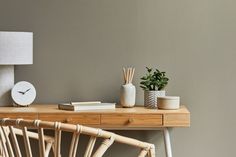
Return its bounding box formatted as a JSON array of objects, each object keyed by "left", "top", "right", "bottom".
[{"left": 11, "top": 81, "right": 36, "bottom": 107}]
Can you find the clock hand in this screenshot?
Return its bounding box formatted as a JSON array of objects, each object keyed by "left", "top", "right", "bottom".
[
  {"left": 24, "top": 88, "right": 31, "bottom": 94},
  {"left": 17, "top": 88, "right": 31, "bottom": 95},
  {"left": 18, "top": 91, "right": 25, "bottom": 94}
]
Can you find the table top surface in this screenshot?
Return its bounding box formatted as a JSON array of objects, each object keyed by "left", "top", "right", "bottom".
[
  {"left": 0, "top": 104, "right": 190, "bottom": 114},
  {"left": 0, "top": 104, "right": 190, "bottom": 129}
]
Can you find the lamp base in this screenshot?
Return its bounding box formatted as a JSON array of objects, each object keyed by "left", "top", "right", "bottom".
[{"left": 0, "top": 65, "right": 14, "bottom": 106}]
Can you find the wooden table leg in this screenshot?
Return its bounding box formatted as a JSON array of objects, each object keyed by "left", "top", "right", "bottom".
[{"left": 163, "top": 128, "right": 172, "bottom": 157}]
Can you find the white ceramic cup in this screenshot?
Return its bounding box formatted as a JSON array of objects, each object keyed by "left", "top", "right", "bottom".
[{"left": 157, "top": 96, "right": 180, "bottom": 110}]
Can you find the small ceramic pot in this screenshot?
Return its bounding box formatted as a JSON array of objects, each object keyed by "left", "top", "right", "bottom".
[
  {"left": 157, "top": 96, "right": 180, "bottom": 110},
  {"left": 144, "top": 90, "right": 165, "bottom": 109},
  {"left": 120, "top": 83, "right": 136, "bottom": 108}
]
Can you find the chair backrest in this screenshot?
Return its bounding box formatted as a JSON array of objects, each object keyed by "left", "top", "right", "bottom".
[{"left": 0, "top": 118, "right": 155, "bottom": 157}]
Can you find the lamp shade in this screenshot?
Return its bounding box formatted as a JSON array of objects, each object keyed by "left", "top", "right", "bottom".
[{"left": 0, "top": 31, "right": 33, "bottom": 65}]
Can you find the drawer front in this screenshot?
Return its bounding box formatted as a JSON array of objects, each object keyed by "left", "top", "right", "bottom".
[
  {"left": 39, "top": 113, "right": 100, "bottom": 125},
  {"left": 101, "top": 114, "right": 162, "bottom": 127},
  {"left": 0, "top": 113, "right": 37, "bottom": 120},
  {"left": 163, "top": 113, "right": 190, "bottom": 127}
]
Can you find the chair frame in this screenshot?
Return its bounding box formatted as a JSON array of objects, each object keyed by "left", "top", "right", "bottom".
[{"left": 0, "top": 118, "right": 155, "bottom": 157}]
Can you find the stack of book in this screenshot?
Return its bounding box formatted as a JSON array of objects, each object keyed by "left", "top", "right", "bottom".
[{"left": 58, "top": 101, "right": 116, "bottom": 111}]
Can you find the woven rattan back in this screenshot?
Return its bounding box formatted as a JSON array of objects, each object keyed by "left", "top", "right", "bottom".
[{"left": 0, "top": 118, "right": 155, "bottom": 157}]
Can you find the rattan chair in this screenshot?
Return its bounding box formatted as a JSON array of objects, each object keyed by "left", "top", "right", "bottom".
[{"left": 0, "top": 118, "right": 155, "bottom": 157}]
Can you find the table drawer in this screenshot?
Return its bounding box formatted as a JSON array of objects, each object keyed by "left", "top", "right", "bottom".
[
  {"left": 0, "top": 113, "right": 37, "bottom": 120},
  {"left": 38, "top": 113, "right": 100, "bottom": 125},
  {"left": 101, "top": 114, "right": 162, "bottom": 127},
  {"left": 163, "top": 113, "right": 190, "bottom": 127}
]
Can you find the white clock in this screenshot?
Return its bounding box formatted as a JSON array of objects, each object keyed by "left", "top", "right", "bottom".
[{"left": 11, "top": 81, "right": 36, "bottom": 106}]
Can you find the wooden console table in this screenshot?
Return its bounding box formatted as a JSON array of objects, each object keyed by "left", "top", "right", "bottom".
[{"left": 0, "top": 104, "right": 190, "bottom": 157}]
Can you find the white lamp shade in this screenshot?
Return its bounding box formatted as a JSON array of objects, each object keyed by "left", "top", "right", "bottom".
[{"left": 0, "top": 31, "right": 33, "bottom": 65}]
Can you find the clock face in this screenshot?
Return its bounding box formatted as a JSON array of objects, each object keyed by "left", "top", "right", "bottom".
[{"left": 11, "top": 81, "right": 36, "bottom": 106}]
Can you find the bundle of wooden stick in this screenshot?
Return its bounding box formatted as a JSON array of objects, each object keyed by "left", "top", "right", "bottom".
[{"left": 123, "top": 67, "right": 135, "bottom": 84}]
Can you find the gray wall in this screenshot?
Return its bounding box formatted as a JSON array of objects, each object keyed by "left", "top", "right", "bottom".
[{"left": 1, "top": 0, "right": 236, "bottom": 156}]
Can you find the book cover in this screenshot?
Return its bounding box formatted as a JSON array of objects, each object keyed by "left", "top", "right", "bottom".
[{"left": 58, "top": 102, "right": 116, "bottom": 111}]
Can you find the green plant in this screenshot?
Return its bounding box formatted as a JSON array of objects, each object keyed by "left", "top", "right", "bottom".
[{"left": 140, "top": 67, "right": 169, "bottom": 91}]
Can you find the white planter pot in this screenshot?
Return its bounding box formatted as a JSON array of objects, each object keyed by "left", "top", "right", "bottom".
[
  {"left": 144, "top": 90, "right": 165, "bottom": 109},
  {"left": 120, "top": 83, "right": 136, "bottom": 108}
]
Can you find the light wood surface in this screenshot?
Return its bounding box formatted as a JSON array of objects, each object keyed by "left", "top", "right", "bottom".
[
  {"left": 39, "top": 114, "right": 100, "bottom": 125},
  {"left": 0, "top": 104, "right": 190, "bottom": 129},
  {"left": 101, "top": 114, "right": 162, "bottom": 127}
]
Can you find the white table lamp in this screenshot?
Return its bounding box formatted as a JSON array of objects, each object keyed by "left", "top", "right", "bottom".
[{"left": 0, "top": 31, "right": 33, "bottom": 106}]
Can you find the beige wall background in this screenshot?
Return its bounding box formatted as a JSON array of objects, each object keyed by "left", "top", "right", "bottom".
[{"left": 1, "top": 0, "right": 236, "bottom": 156}]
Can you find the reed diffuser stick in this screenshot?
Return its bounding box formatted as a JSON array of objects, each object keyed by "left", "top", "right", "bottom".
[
  {"left": 128, "top": 68, "right": 130, "bottom": 83},
  {"left": 122, "top": 67, "right": 135, "bottom": 84},
  {"left": 123, "top": 68, "right": 126, "bottom": 84},
  {"left": 129, "top": 68, "right": 132, "bottom": 83},
  {"left": 131, "top": 68, "right": 135, "bottom": 83},
  {"left": 127, "top": 68, "right": 130, "bottom": 83}
]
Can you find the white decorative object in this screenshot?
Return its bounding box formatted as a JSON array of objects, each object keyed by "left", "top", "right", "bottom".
[
  {"left": 157, "top": 96, "right": 180, "bottom": 110},
  {"left": 0, "top": 31, "right": 33, "bottom": 106},
  {"left": 11, "top": 81, "right": 36, "bottom": 106},
  {"left": 120, "top": 67, "right": 136, "bottom": 107},
  {"left": 120, "top": 83, "right": 136, "bottom": 108},
  {"left": 144, "top": 90, "right": 165, "bottom": 109}
]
